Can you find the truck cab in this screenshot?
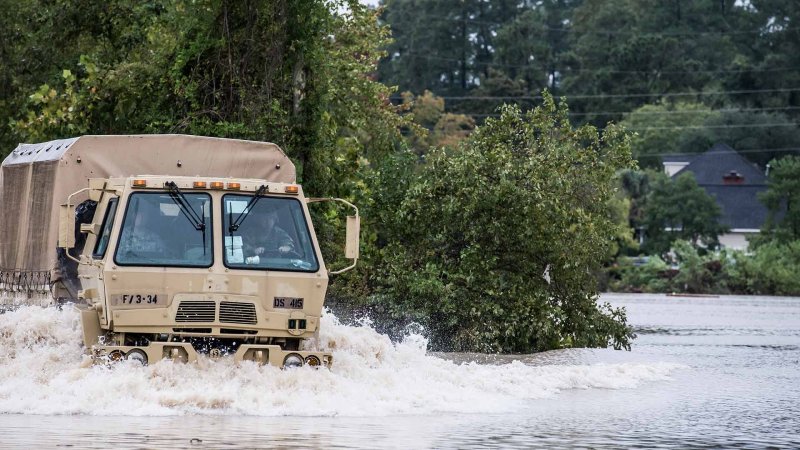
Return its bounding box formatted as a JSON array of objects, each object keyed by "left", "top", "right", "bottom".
[{"left": 71, "top": 175, "right": 357, "bottom": 367}]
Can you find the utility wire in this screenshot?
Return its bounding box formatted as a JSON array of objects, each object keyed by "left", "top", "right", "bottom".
[
  {"left": 389, "top": 51, "right": 800, "bottom": 75},
  {"left": 463, "top": 106, "right": 800, "bottom": 118},
  {"left": 638, "top": 147, "right": 800, "bottom": 157},
  {"left": 627, "top": 123, "right": 797, "bottom": 131},
  {"left": 397, "top": 87, "right": 800, "bottom": 101},
  {"left": 387, "top": 14, "right": 791, "bottom": 36}
]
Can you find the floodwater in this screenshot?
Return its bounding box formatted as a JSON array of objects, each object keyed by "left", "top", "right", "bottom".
[{"left": 0, "top": 293, "right": 798, "bottom": 449}]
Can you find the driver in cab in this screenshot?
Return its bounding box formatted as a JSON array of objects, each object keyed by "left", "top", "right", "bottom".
[{"left": 243, "top": 208, "right": 295, "bottom": 258}]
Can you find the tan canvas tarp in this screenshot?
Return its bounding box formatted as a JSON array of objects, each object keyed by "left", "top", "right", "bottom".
[{"left": 0, "top": 135, "right": 296, "bottom": 281}]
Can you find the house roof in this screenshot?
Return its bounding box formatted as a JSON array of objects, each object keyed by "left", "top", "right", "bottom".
[
  {"left": 674, "top": 143, "right": 766, "bottom": 185},
  {"left": 703, "top": 185, "right": 770, "bottom": 230},
  {"left": 671, "top": 143, "right": 770, "bottom": 230}
]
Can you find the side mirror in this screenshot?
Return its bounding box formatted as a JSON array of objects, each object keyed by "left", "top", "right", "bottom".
[
  {"left": 345, "top": 215, "right": 360, "bottom": 260},
  {"left": 59, "top": 187, "right": 90, "bottom": 263},
  {"left": 59, "top": 204, "right": 76, "bottom": 249},
  {"left": 308, "top": 197, "right": 360, "bottom": 274}
]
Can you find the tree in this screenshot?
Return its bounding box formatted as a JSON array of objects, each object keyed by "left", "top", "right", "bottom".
[
  {"left": 622, "top": 102, "right": 800, "bottom": 169},
  {"left": 377, "top": 0, "right": 523, "bottom": 96},
  {"left": 369, "top": 93, "right": 635, "bottom": 353},
  {"left": 758, "top": 155, "right": 800, "bottom": 243},
  {"left": 9, "top": 0, "right": 410, "bottom": 198},
  {"left": 563, "top": 0, "right": 751, "bottom": 127},
  {"left": 494, "top": 1, "right": 579, "bottom": 94},
  {"left": 642, "top": 172, "right": 728, "bottom": 254},
  {"left": 622, "top": 101, "right": 721, "bottom": 169}
]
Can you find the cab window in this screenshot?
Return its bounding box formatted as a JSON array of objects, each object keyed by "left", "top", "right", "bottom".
[
  {"left": 93, "top": 197, "right": 118, "bottom": 258},
  {"left": 222, "top": 195, "right": 319, "bottom": 272},
  {"left": 114, "top": 193, "right": 213, "bottom": 267}
]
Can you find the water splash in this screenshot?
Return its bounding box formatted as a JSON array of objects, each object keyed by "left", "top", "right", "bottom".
[{"left": 0, "top": 305, "right": 680, "bottom": 416}]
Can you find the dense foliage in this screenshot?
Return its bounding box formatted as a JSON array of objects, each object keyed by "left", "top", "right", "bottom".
[
  {"left": 610, "top": 239, "right": 800, "bottom": 296},
  {"left": 758, "top": 156, "right": 800, "bottom": 243},
  {"left": 377, "top": 0, "right": 800, "bottom": 166},
  {"left": 2, "top": 0, "right": 408, "bottom": 197}
]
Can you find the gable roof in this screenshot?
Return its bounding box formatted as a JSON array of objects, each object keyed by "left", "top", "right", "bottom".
[
  {"left": 671, "top": 143, "right": 770, "bottom": 230},
  {"left": 703, "top": 185, "right": 769, "bottom": 230},
  {"left": 674, "top": 143, "right": 766, "bottom": 185}
]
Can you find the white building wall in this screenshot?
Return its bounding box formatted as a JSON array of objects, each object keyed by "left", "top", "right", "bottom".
[
  {"left": 718, "top": 230, "right": 760, "bottom": 251},
  {"left": 664, "top": 162, "right": 690, "bottom": 176}
]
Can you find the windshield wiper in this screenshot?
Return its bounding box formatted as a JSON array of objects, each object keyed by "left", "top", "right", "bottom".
[
  {"left": 228, "top": 184, "right": 268, "bottom": 232},
  {"left": 165, "top": 181, "right": 205, "bottom": 231},
  {"left": 165, "top": 181, "right": 207, "bottom": 254}
]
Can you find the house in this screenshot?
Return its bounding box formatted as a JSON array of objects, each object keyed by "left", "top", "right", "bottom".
[{"left": 663, "top": 143, "right": 770, "bottom": 250}]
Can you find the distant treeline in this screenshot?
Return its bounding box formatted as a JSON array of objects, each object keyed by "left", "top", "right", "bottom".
[{"left": 377, "top": 0, "right": 800, "bottom": 168}]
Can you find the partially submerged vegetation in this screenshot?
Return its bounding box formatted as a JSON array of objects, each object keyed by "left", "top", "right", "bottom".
[{"left": 357, "top": 98, "right": 635, "bottom": 352}]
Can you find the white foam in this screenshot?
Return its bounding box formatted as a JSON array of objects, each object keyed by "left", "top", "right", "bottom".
[{"left": 0, "top": 304, "right": 681, "bottom": 416}]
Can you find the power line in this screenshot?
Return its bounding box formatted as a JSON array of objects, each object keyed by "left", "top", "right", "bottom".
[
  {"left": 409, "top": 87, "right": 800, "bottom": 101},
  {"left": 626, "top": 123, "right": 797, "bottom": 131},
  {"left": 390, "top": 52, "right": 800, "bottom": 75},
  {"left": 463, "top": 106, "right": 800, "bottom": 118},
  {"left": 638, "top": 147, "right": 800, "bottom": 157},
  {"left": 386, "top": 14, "right": 790, "bottom": 37}
]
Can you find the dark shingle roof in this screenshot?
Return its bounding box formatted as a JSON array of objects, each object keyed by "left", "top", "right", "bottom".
[
  {"left": 703, "top": 185, "right": 770, "bottom": 230},
  {"left": 671, "top": 143, "right": 770, "bottom": 230},
  {"left": 674, "top": 143, "right": 766, "bottom": 185}
]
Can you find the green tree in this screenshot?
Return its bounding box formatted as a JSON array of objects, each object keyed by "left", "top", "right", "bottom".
[
  {"left": 758, "top": 155, "right": 800, "bottom": 243},
  {"left": 563, "top": 0, "right": 751, "bottom": 126},
  {"left": 377, "top": 0, "right": 522, "bottom": 95},
  {"left": 494, "top": 1, "right": 578, "bottom": 94},
  {"left": 622, "top": 102, "right": 800, "bottom": 169},
  {"left": 622, "top": 102, "right": 721, "bottom": 169},
  {"left": 728, "top": 240, "right": 800, "bottom": 296},
  {"left": 9, "top": 0, "right": 410, "bottom": 197},
  {"left": 369, "top": 93, "right": 635, "bottom": 352},
  {"left": 642, "top": 172, "right": 727, "bottom": 254}
]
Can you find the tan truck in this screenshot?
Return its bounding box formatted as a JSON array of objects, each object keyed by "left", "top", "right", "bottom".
[{"left": 0, "top": 135, "right": 359, "bottom": 368}]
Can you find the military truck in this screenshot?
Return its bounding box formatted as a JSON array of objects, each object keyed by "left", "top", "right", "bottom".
[{"left": 0, "top": 135, "right": 359, "bottom": 368}]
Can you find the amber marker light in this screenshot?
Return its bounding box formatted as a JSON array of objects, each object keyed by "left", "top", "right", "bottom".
[
  {"left": 285, "top": 185, "right": 299, "bottom": 194},
  {"left": 210, "top": 181, "right": 225, "bottom": 189},
  {"left": 132, "top": 179, "right": 147, "bottom": 188},
  {"left": 193, "top": 181, "right": 208, "bottom": 188},
  {"left": 227, "top": 182, "right": 241, "bottom": 190}
]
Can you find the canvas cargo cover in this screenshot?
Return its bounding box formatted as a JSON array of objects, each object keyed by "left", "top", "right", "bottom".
[{"left": 0, "top": 134, "right": 296, "bottom": 282}]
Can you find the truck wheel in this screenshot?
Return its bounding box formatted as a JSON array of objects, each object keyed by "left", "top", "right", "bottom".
[{"left": 125, "top": 349, "right": 148, "bottom": 365}]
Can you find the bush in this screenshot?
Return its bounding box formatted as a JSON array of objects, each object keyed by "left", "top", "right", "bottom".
[
  {"left": 728, "top": 241, "right": 800, "bottom": 295},
  {"left": 366, "top": 94, "right": 636, "bottom": 352}
]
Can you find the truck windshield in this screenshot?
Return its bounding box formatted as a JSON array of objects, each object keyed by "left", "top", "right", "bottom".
[
  {"left": 115, "top": 192, "right": 213, "bottom": 267},
  {"left": 222, "top": 195, "right": 319, "bottom": 272}
]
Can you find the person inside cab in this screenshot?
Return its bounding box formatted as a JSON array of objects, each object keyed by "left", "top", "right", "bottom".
[{"left": 243, "top": 208, "right": 296, "bottom": 258}]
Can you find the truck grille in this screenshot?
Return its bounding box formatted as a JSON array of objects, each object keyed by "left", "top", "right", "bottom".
[
  {"left": 175, "top": 301, "right": 216, "bottom": 322},
  {"left": 219, "top": 302, "right": 257, "bottom": 325}
]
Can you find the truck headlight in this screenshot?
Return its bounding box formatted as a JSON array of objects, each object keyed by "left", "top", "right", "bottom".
[
  {"left": 304, "top": 355, "right": 321, "bottom": 367},
  {"left": 283, "top": 354, "right": 303, "bottom": 369}
]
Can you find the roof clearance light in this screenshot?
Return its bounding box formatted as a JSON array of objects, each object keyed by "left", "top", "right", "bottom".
[
  {"left": 226, "top": 182, "right": 241, "bottom": 190},
  {"left": 210, "top": 181, "right": 225, "bottom": 190},
  {"left": 285, "top": 185, "right": 299, "bottom": 194},
  {"left": 132, "top": 179, "right": 147, "bottom": 188},
  {"left": 193, "top": 181, "right": 208, "bottom": 188}
]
